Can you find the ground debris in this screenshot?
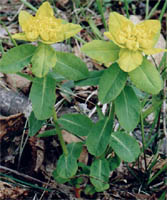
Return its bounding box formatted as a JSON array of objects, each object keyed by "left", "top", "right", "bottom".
[
  {"left": 0, "top": 113, "right": 25, "bottom": 139},
  {"left": 0, "top": 181, "right": 28, "bottom": 200}
]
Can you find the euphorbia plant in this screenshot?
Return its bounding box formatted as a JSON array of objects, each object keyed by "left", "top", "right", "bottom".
[
  {"left": 55, "top": 12, "right": 166, "bottom": 192},
  {"left": 71, "top": 12, "right": 166, "bottom": 192},
  {"left": 0, "top": 2, "right": 166, "bottom": 194},
  {"left": 0, "top": 1, "right": 88, "bottom": 169}
]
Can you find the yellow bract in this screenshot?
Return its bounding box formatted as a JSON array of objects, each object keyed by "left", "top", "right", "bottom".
[
  {"left": 12, "top": 2, "right": 82, "bottom": 44},
  {"left": 104, "top": 12, "right": 167, "bottom": 72}
]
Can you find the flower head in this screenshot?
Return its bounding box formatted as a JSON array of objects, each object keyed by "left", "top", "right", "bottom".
[
  {"left": 12, "top": 2, "right": 82, "bottom": 44},
  {"left": 104, "top": 12, "right": 167, "bottom": 72}
]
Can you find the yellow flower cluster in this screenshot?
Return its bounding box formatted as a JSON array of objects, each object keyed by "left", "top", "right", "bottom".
[
  {"left": 12, "top": 3, "right": 166, "bottom": 73},
  {"left": 104, "top": 12, "right": 166, "bottom": 72},
  {"left": 111, "top": 22, "right": 158, "bottom": 52},
  {"left": 12, "top": 2, "right": 81, "bottom": 44}
]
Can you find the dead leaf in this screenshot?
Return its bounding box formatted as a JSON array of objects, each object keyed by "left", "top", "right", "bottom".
[
  {"left": 34, "top": 139, "right": 45, "bottom": 172},
  {"left": 0, "top": 113, "right": 25, "bottom": 139},
  {"left": 6, "top": 74, "right": 31, "bottom": 94},
  {"left": 57, "top": 0, "right": 69, "bottom": 7},
  {"left": 0, "top": 181, "right": 28, "bottom": 199},
  {"left": 152, "top": 158, "right": 167, "bottom": 171},
  {"left": 78, "top": 146, "right": 88, "bottom": 165},
  {"left": 29, "top": 137, "right": 45, "bottom": 172},
  {"left": 62, "top": 130, "right": 83, "bottom": 143}
]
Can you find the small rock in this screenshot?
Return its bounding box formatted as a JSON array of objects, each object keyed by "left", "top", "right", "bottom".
[
  {"left": 51, "top": 43, "right": 71, "bottom": 52},
  {"left": 0, "top": 72, "right": 4, "bottom": 77},
  {"left": 149, "top": 34, "right": 166, "bottom": 66},
  {"left": 129, "top": 15, "right": 141, "bottom": 24},
  {"left": 0, "top": 86, "right": 31, "bottom": 117}
]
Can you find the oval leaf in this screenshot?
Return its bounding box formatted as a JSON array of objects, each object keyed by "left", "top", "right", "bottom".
[
  {"left": 54, "top": 51, "right": 89, "bottom": 81},
  {"left": 99, "top": 63, "right": 127, "bottom": 104},
  {"left": 67, "top": 142, "right": 83, "bottom": 159},
  {"left": 30, "top": 74, "right": 56, "bottom": 120},
  {"left": 109, "top": 155, "right": 121, "bottom": 171},
  {"left": 90, "top": 159, "right": 110, "bottom": 192},
  {"left": 115, "top": 86, "right": 141, "bottom": 131},
  {"left": 75, "top": 70, "right": 104, "bottom": 86},
  {"left": 56, "top": 154, "right": 78, "bottom": 179},
  {"left": 110, "top": 132, "right": 140, "bottom": 162},
  {"left": 58, "top": 113, "right": 93, "bottom": 136},
  {"left": 53, "top": 169, "right": 69, "bottom": 184},
  {"left": 28, "top": 111, "right": 45, "bottom": 136},
  {"left": 129, "top": 58, "right": 163, "bottom": 94},
  {"left": 86, "top": 117, "right": 113, "bottom": 156},
  {"left": 81, "top": 40, "right": 120, "bottom": 64},
  {"left": 31, "top": 43, "right": 57, "bottom": 78},
  {"left": 37, "top": 129, "right": 57, "bottom": 137},
  {"left": 0, "top": 44, "right": 36, "bottom": 73}
]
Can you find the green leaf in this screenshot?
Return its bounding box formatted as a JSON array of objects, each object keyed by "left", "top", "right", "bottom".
[
  {"left": 86, "top": 117, "right": 113, "bottom": 156},
  {"left": 81, "top": 40, "right": 120, "bottom": 64},
  {"left": 58, "top": 113, "right": 93, "bottom": 137},
  {"left": 129, "top": 58, "right": 163, "bottom": 94},
  {"left": 31, "top": 43, "right": 57, "bottom": 78},
  {"left": 29, "top": 74, "right": 56, "bottom": 120},
  {"left": 96, "top": 105, "right": 105, "bottom": 120},
  {"left": 115, "top": 86, "right": 141, "bottom": 131},
  {"left": 28, "top": 111, "right": 45, "bottom": 136},
  {"left": 110, "top": 132, "right": 140, "bottom": 162},
  {"left": 109, "top": 155, "right": 121, "bottom": 171},
  {"left": 142, "top": 99, "right": 162, "bottom": 119},
  {"left": 99, "top": 63, "right": 127, "bottom": 104},
  {"left": 49, "top": 71, "right": 66, "bottom": 82},
  {"left": 0, "top": 44, "right": 36, "bottom": 73},
  {"left": 90, "top": 159, "right": 110, "bottom": 192},
  {"left": 88, "top": 19, "right": 103, "bottom": 40},
  {"left": 62, "top": 80, "right": 74, "bottom": 89},
  {"left": 52, "top": 169, "right": 69, "bottom": 184},
  {"left": 84, "top": 184, "right": 96, "bottom": 195},
  {"left": 55, "top": 143, "right": 82, "bottom": 180},
  {"left": 67, "top": 142, "right": 83, "bottom": 159},
  {"left": 37, "top": 129, "right": 57, "bottom": 137},
  {"left": 60, "top": 81, "right": 75, "bottom": 98},
  {"left": 56, "top": 154, "right": 78, "bottom": 179},
  {"left": 75, "top": 70, "right": 104, "bottom": 86},
  {"left": 16, "top": 72, "right": 34, "bottom": 81},
  {"left": 131, "top": 85, "right": 147, "bottom": 99},
  {"left": 78, "top": 162, "right": 90, "bottom": 174},
  {"left": 54, "top": 51, "right": 89, "bottom": 81}
]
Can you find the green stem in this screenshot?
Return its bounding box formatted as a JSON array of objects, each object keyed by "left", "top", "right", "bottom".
[
  {"left": 53, "top": 108, "right": 68, "bottom": 156},
  {"left": 0, "top": 40, "right": 4, "bottom": 55},
  {"left": 146, "top": 0, "right": 161, "bottom": 20},
  {"left": 140, "top": 112, "right": 147, "bottom": 171},
  {"left": 124, "top": 0, "right": 130, "bottom": 18},
  {"left": 0, "top": 172, "right": 52, "bottom": 191},
  {"left": 96, "top": 0, "right": 107, "bottom": 30},
  {"left": 145, "top": 0, "right": 149, "bottom": 19},
  {"left": 0, "top": 20, "right": 17, "bottom": 47},
  {"left": 159, "top": 0, "right": 167, "bottom": 22},
  {"left": 49, "top": 0, "right": 57, "bottom": 14},
  {"left": 142, "top": 100, "right": 162, "bottom": 119},
  {"left": 74, "top": 35, "right": 87, "bottom": 44},
  {"left": 147, "top": 163, "right": 167, "bottom": 185},
  {"left": 109, "top": 103, "right": 115, "bottom": 131},
  {"left": 20, "top": 0, "right": 37, "bottom": 12}
]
